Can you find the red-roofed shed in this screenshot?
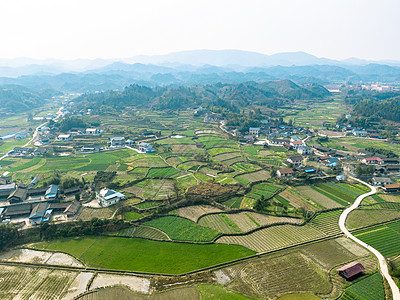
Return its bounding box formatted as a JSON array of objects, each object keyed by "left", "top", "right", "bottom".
[{"left": 337, "top": 262, "right": 365, "bottom": 279}]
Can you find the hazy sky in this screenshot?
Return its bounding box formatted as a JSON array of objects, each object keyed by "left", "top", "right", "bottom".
[{"left": 0, "top": 0, "right": 399, "bottom": 60}]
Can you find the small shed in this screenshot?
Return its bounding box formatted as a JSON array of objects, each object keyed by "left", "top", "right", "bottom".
[{"left": 338, "top": 262, "right": 365, "bottom": 279}]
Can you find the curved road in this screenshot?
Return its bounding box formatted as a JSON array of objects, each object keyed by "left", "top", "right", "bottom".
[{"left": 339, "top": 177, "right": 400, "bottom": 300}]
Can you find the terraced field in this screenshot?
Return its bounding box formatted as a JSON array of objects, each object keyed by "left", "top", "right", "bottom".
[
  {"left": 310, "top": 210, "right": 342, "bottom": 235},
  {"left": 346, "top": 208, "right": 400, "bottom": 229},
  {"left": 146, "top": 167, "right": 181, "bottom": 178},
  {"left": 216, "top": 224, "right": 324, "bottom": 252},
  {"left": 354, "top": 219, "right": 400, "bottom": 257},
  {"left": 143, "top": 216, "right": 221, "bottom": 242},
  {"left": 198, "top": 213, "right": 241, "bottom": 233},
  {"left": 295, "top": 186, "right": 342, "bottom": 209},
  {"left": 235, "top": 170, "right": 270, "bottom": 185},
  {"left": 177, "top": 205, "right": 223, "bottom": 222},
  {"left": 0, "top": 266, "right": 78, "bottom": 300}
]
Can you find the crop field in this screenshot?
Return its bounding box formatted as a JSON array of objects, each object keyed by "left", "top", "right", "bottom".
[
  {"left": 146, "top": 167, "right": 181, "bottom": 178},
  {"left": 7, "top": 157, "right": 43, "bottom": 173},
  {"left": 123, "top": 211, "right": 142, "bottom": 221},
  {"left": 235, "top": 170, "right": 270, "bottom": 185},
  {"left": 32, "top": 236, "right": 255, "bottom": 274},
  {"left": 222, "top": 197, "right": 243, "bottom": 208},
  {"left": 231, "top": 162, "right": 260, "bottom": 173},
  {"left": 340, "top": 272, "right": 385, "bottom": 300},
  {"left": 354, "top": 219, "right": 400, "bottom": 257},
  {"left": 135, "top": 201, "right": 162, "bottom": 209},
  {"left": 198, "top": 214, "right": 241, "bottom": 234},
  {"left": 216, "top": 224, "right": 324, "bottom": 252},
  {"left": 346, "top": 208, "right": 400, "bottom": 229},
  {"left": 223, "top": 156, "right": 246, "bottom": 166},
  {"left": 129, "top": 178, "right": 175, "bottom": 200},
  {"left": 208, "top": 147, "right": 239, "bottom": 156},
  {"left": 310, "top": 210, "right": 342, "bottom": 235},
  {"left": 278, "top": 188, "right": 318, "bottom": 211},
  {"left": 224, "top": 248, "right": 334, "bottom": 298},
  {"left": 295, "top": 186, "right": 342, "bottom": 209},
  {"left": 78, "top": 207, "right": 115, "bottom": 221},
  {"left": 314, "top": 183, "right": 357, "bottom": 205},
  {"left": 113, "top": 225, "right": 170, "bottom": 240},
  {"left": 0, "top": 265, "right": 78, "bottom": 300},
  {"left": 177, "top": 205, "right": 223, "bottom": 222},
  {"left": 212, "top": 151, "right": 242, "bottom": 162},
  {"left": 143, "top": 216, "right": 221, "bottom": 242},
  {"left": 378, "top": 193, "right": 400, "bottom": 203}
]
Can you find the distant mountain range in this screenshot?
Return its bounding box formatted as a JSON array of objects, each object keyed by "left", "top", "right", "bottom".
[
  {"left": 0, "top": 50, "right": 399, "bottom": 93},
  {"left": 0, "top": 49, "right": 400, "bottom": 78}
]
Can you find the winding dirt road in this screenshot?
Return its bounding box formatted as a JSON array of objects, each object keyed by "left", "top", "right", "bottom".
[{"left": 338, "top": 177, "right": 400, "bottom": 300}]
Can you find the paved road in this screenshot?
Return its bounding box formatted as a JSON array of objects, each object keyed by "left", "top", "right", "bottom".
[{"left": 338, "top": 177, "right": 400, "bottom": 300}]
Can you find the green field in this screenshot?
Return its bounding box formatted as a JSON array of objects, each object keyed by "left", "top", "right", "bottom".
[
  {"left": 340, "top": 272, "right": 385, "bottom": 300},
  {"left": 144, "top": 216, "right": 221, "bottom": 242},
  {"left": 32, "top": 236, "right": 255, "bottom": 274},
  {"left": 123, "top": 211, "right": 142, "bottom": 221},
  {"left": 147, "top": 167, "right": 180, "bottom": 178},
  {"left": 354, "top": 220, "right": 400, "bottom": 257}
]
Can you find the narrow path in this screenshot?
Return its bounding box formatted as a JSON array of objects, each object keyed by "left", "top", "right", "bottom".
[
  {"left": 23, "top": 121, "right": 48, "bottom": 147},
  {"left": 338, "top": 177, "right": 400, "bottom": 300}
]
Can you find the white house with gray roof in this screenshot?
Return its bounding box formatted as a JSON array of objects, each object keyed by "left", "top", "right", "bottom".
[{"left": 96, "top": 188, "right": 125, "bottom": 207}]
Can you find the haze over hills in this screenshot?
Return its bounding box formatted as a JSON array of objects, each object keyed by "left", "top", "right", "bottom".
[{"left": 1, "top": 50, "right": 400, "bottom": 78}]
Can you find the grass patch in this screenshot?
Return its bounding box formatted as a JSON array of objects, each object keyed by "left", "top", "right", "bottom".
[
  {"left": 123, "top": 211, "right": 142, "bottom": 221},
  {"left": 144, "top": 216, "right": 221, "bottom": 242},
  {"left": 32, "top": 236, "right": 255, "bottom": 274}
]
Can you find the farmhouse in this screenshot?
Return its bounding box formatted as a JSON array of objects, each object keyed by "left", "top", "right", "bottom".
[
  {"left": 204, "top": 113, "right": 221, "bottom": 123},
  {"left": 372, "top": 177, "right": 391, "bottom": 186},
  {"left": 57, "top": 134, "right": 73, "bottom": 141},
  {"left": 85, "top": 128, "right": 102, "bottom": 135},
  {"left": 29, "top": 202, "right": 49, "bottom": 225},
  {"left": 269, "top": 138, "right": 290, "bottom": 146},
  {"left": 2, "top": 203, "right": 32, "bottom": 218},
  {"left": 15, "top": 131, "right": 29, "bottom": 139},
  {"left": 9, "top": 147, "right": 34, "bottom": 157},
  {"left": 45, "top": 184, "right": 60, "bottom": 200},
  {"left": 8, "top": 188, "right": 28, "bottom": 203},
  {"left": 109, "top": 137, "right": 125, "bottom": 148},
  {"left": 297, "top": 145, "right": 312, "bottom": 155},
  {"left": 0, "top": 176, "right": 12, "bottom": 185},
  {"left": 290, "top": 141, "right": 304, "bottom": 149},
  {"left": 287, "top": 156, "right": 303, "bottom": 167},
  {"left": 338, "top": 262, "right": 365, "bottom": 280},
  {"left": 0, "top": 183, "right": 16, "bottom": 199},
  {"left": 277, "top": 168, "right": 294, "bottom": 178},
  {"left": 64, "top": 201, "right": 81, "bottom": 217},
  {"left": 362, "top": 157, "right": 383, "bottom": 165},
  {"left": 290, "top": 135, "right": 302, "bottom": 142},
  {"left": 312, "top": 144, "right": 333, "bottom": 155},
  {"left": 249, "top": 127, "right": 260, "bottom": 136},
  {"left": 138, "top": 142, "right": 154, "bottom": 153},
  {"left": 383, "top": 183, "right": 400, "bottom": 193},
  {"left": 352, "top": 129, "right": 368, "bottom": 137},
  {"left": 96, "top": 188, "right": 125, "bottom": 207}
]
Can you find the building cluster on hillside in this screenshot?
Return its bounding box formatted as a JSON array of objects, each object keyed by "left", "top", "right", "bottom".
[{"left": 107, "top": 137, "right": 154, "bottom": 153}]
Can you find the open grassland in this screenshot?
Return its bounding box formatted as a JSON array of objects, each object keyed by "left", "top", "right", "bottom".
[
  {"left": 32, "top": 236, "right": 255, "bottom": 274},
  {"left": 216, "top": 224, "right": 324, "bottom": 252},
  {"left": 310, "top": 210, "right": 342, "bottom": 235},
  {"left": 143, "top": 216, "right": 221, "bottom": 242},
  {"left": 346, "top": 208, "right": 400, "bottom": 230},
  {"left": 177, "top": 205, "right": 223, "bottom": 222},
  {"left": 339, "top": 272, "right": 385, "bottom": 300},
  {"left": 354, "top": 220, "right": 400, "bottom": 257}
]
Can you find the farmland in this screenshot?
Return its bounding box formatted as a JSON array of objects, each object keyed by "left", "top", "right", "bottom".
[
  {"left": 143, "top": 216, "right": 221, "bottom": 242},
  {"left": 354, "top": 220, "right": 400, "bottom": 257},
  {"left": 32, "top": 236, "right": 255, "bottom": 274},
  {"left": 346, "top": 208, "right": 400, "bottom": 229},
  {"left": 310, "top": 210, "right": 342, "bottom": 235},
  {"left": 216, "top": 224, "right": 324, "bottom": 252},
  {"left": 340, "top": 272, "right": 385, "bottom": 300},
  {"left": 177, "top": 205, "right": 223, "bottom": 222}
]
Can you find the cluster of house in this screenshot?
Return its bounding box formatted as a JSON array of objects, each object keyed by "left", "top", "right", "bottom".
[
  {"left": 0, "top": 131, "right": 30, "bottom": 141},
  {"left": 0, "top": 177, "right": 81, "bottom": 224},
  {"left": 108, "top": 137, "right": 154, "bottom": 153},
  {"left": 8, "top": 147, "right": 46, "bottom": 157}
]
